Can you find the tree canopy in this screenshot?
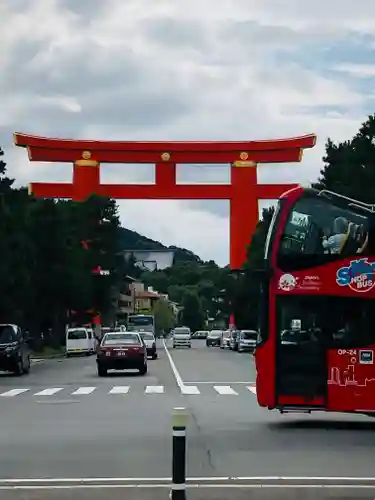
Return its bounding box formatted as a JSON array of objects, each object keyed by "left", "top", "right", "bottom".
[
  {"left": 139, "top": 260, "right": 235, "bottom": 331},
  {"left": 0, "top": 149, "right": 127, "bottom": 345},
  {"left": 153, "top": 298, "right": 176, "bottom": 334}
]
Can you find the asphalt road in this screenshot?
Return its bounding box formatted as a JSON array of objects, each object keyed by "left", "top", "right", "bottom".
[{"left": 0, "top": 338, "right": 374, "bottom": 499}]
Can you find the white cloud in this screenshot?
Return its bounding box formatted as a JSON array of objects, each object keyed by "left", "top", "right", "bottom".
[
  {"left": 1, "top": 0, "right": 374, "bottom": 265},
  {"left": 333, "top": 64, "right": 375, "bottom": 78}
]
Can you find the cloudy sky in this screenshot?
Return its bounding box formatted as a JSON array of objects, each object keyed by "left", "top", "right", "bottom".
[{"left": 1, "top": 0, "right": 374, "bottom": 265}]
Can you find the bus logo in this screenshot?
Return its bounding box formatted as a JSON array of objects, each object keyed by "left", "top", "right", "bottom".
[
  {"left": 336, "top": 258, "right": 375, "bottom": 293},
  {"left": 278, "top": 274, "right": 297, "bottom": 291}
]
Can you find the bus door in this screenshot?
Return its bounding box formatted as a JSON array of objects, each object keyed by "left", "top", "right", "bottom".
[{"left": 276, "top": 297, "right": 327, "bottom": 407}]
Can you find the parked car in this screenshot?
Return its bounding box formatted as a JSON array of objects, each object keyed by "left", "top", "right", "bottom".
[
  {"left": 96, "top": 332, "right": 148, "bottom": 376},
  {"left": 139, "top": 331, "right": 158, "bottom": 359},
  {"left": 238, "top": 330, "right": 258, "bottom": 353},
  {"left": 66, "top": 327, "right": 96, "bottom": 356},
  {"left": 0, "top": 324, "right": 31, "bottom": 375},
  {"left": 172, "top": 327, "right": 192, "bottom": 348},
  {"left": 206, "top": 330, "right": 222, "bottom": 347},
  {"left": 220, "top": 330, "right": 231, "bottom": 349}
]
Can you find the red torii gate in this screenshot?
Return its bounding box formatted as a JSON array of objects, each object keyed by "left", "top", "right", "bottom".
[{"left": 14, "top": 132, "right": 316, "bottom": 273}]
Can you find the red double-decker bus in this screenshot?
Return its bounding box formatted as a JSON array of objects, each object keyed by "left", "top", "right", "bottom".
[{"left": 255, "top": 185, "right": 375, "bottom": 416}]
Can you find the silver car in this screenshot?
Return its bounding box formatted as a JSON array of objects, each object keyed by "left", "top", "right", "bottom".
[
  {"left": 220, "top": 330, "right": 231, "bottom": 349},
  {"left": 238, "top": 330, "right": 258, "bottom": 353},
  {"left": 172, "top": 327, "right": 191, "bottom": 348},
  {"left": 139, "top": 331, "right": 158, "bottom": 359}
]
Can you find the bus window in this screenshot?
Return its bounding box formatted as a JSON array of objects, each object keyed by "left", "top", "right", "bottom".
[
  {"left": 127, "top": 315, "right": 154, "bottom": 333},
  {"left": 276, "top": 295, "right": 375, "bottom": 349},
  {"left": 277, "top": 196, "right": 369, "bottom": 270}
]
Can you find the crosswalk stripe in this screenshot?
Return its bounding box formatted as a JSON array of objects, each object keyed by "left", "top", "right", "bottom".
[
  {"left": 109, "top": 386, "right": 130, "bottom": 394},
  {"left": 214, "top": 385, "right": 238, "bottom": 395},
  {"left": 145, "top": 385, "right": 164, "bottom": 394},
  {"left": 181, "top": 385, "right": 200, "bottom": 395},
  {"left": 0, "top": 389, "right": 29, "bottom": 397},
  {"left": 34, "top": 388, "right": 64, "bottom": 396},
  {"left": 71, "top": 387, "right": 96, "bottom": 395},
  {"left": 0, "top": 385, "right": 258, "bottom": 397}
]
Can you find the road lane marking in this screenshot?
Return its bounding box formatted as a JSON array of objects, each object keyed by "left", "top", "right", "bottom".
[
  {"left": 162, "top": 339, "right": 184, "bottom": 388},
  {"left": 109, "top": 386, "right": 130, "bottom": 394},
  {"left": 145, "top": 385, "right": 164, "bottom": 394},
  {"left": 180, "top": 385, "right": 200, "bottom": 395},
  {"left": 4, "top": 476, "right": 375, "bottom": 482},
  {"left": 0, "top": 388, "right": 29, "bottom": 397},
  {"left": 3, "top": 477, "right": 375, "bottom": 490},
  {"left": 184, "top": 381, "right": 255, "bottom": 384},
  {"left": 71, "top": 387, "right": 96, "bottom": 395},
  {"left": 34, "top": 388, "right": 64, "bottom": 396},
  {"left": 0, "top": 384, "right": 260, "bottom": 397},
  {"left": 214, "top": 385, "right": 238, "bottom": 395},
  {"left": 3, "top": 484, "right": 375, "bottom": 490}
]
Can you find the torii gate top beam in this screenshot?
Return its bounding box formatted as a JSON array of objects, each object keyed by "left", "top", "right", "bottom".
[{"left": 14, "top": 133, "right": 316, "bottom": 164}]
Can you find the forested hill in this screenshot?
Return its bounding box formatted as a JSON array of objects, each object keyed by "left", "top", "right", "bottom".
[{"left": 117, "top": 227, "right": 203, "bottom": 264}]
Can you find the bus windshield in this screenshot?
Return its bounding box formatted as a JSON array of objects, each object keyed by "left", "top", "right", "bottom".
[
  {"left": 277, "top": 194, "right": 370, "bottom": 270},
  {"left": 127, "top": 315, "right": 154, "bottom": 332}
]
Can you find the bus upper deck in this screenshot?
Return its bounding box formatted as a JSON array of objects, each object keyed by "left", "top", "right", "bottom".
[{"left": 265, "top": 186, "right": 375, "bottom": 272}]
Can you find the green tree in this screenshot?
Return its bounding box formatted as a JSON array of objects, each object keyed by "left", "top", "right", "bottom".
[
  {"left": 153, "top": 299, "right": 176, "bottom": 334},
  {"left": 0, "top": 148, "right": 129, "bottom": 344},
  {"left": 0, "top": 152, "right": 34, "bottom": 327},
  {"left": 73, "top": 195, "right": 123, "bottom": 322},
  {"left": 28, "top": 198, "right": 80, "bottom": 344},
  {"left": 140, "top": 269, "right": 170, "bottom": 293},
  {"left": 180, "top": 292, "right": 205, "bottom": 331},
  {"left": 314, "top": 114, "right": 375, "bottom": 202},
  {"left": 232, "top": 207, "right": 274, "bottom": 329}
]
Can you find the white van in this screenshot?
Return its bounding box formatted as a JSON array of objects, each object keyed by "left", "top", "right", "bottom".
[
  {"left": 172, "top": 327, "right": 191, "bottom": 348},
  {"left": 66, "top": 327, "right": 96, "bottom": 356}
]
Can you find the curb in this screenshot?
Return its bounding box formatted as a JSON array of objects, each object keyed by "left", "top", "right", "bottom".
[{"left": 31, "top": 353, "right": 65, "bottom": 360}]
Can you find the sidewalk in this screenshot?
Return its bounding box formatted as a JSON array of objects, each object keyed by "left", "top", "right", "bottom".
[{"left": 30, "top": 348, "right": 65, "bottom": 360}]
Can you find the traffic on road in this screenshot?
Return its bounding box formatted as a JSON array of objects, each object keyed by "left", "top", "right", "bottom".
[
  {"left": 2, "top": 184, "right": 375, "bottom": 499},
  {"left": 0, "top": 322, "right": 374, "bottom": 500},
  {"left": 2, "top": 159, "right": 375, "bottom": 500}
]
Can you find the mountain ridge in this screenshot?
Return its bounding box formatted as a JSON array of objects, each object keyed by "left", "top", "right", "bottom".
[{"left": 117, "top": 227, "right": 203, "bottom": 264}]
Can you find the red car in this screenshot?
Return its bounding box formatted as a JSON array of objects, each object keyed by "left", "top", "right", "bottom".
[{"left": 97, "top": 332, "right": 148, "bottom": 376}]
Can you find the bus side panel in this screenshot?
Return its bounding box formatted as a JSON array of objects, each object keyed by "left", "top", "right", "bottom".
[
  {"left": 255, "top": 290, "right": 276, "bottom": 409},
  {"left": 327, "top": 347, "right": 375, "bottom": 413}
]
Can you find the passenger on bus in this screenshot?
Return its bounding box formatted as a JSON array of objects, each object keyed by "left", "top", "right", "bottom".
[{"left": 322, "top": 217, "right": 348, "bottom": 254}]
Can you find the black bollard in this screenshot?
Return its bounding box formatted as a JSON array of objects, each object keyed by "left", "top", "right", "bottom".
[{"left": 171, "top": 407, "right": 187, "bottom": 500}]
